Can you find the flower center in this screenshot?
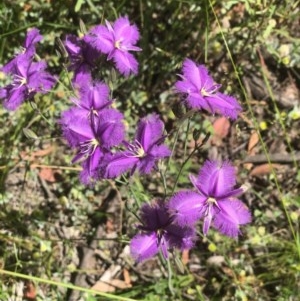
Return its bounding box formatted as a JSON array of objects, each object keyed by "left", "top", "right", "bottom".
[
  {"left": 79, "top": 138, "right": 99, "bottom": 156},
  {"left": 126, "top": 140, "right": 145, "bottom": 158},
  {"left": 207, "top": 197, "right": 217, "bottom": 204},
  {"left": 114, "top": 40, "right": 122, "bottom": 49},
  {"left": 200, "top": 87, "right": 210, "bottom": 97},
  {"left": 206, "top": 197, "right": 221, "bottom": 213},
  {"left": 13, "top": 74, "right": 27, "bottom": 89},
  {"left": 200, "top": 83, "right": 221, "bottom": 97}
]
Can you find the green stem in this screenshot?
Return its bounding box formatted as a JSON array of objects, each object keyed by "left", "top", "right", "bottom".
[
  {"left": 183, "top": 118, "right": 191, "bottom": 161},
  {"left": 171, "top": 133, "right": 210, "bottom": 195},
  {"left": 171, "top": 146, "right": 198, "bottom": 195},
  {"left": 167, "top": 257, "right": 175, "bottom": 295},
  {"left": 159, "top": 168, "right": 168, "bottom": 197},
  {"left": 0, "top": 269, "right": 140, "bottom": 301}
]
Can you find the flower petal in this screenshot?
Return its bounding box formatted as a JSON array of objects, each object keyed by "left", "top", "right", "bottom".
[
  {"left": 130, "top": 233, "right": 159, "bottom": 262},
  {"left": 168, "top": 190, "right": 206, "bottom": 226},
  {"left": 181, "top": 59, "right": 202, "bottom": 90},
  {"left": 103, "top": 152, "right": 138, "bottom": 178},
  {"left": 140, "top": 201, "right": 170, "bottom": 230},
  {"left": 24, "top": 28, "right": 42, "bottom": 55},
  {"left": 3, "top": 86, "right": 27, "bottom": 111},
  {"left": 113, "top": 50, "right": 138, "bottom": 76},
  {"left": 97, "top": 109, "right": 125, "bottom": 147},
  {"left": 166, "top": 223, "right": 196, "bottom": 250},
  {"left": 195, "top": 160, "right": 237, "bottom": 198},
  {"left": 205, "top": 92, "right": 242, "bottom": 120},
  {"left": 214, "top": 199, "right": 251, "bottom": 238},
  {"left": 113, "top": 16, "right": 140, "bottom": 45},
  {"left": 85, "top": 25, "right": 114, "bottom": 54},
  {"left": 135, "top": 113, "right": 164, "bottom": 151}
]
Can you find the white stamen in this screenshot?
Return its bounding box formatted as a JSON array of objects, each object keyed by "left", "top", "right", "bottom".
[{"left": 125, "top": 140, "right": 145, "bottom": 158}]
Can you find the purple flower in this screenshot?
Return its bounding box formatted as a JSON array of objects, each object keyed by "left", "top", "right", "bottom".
[
  {"left": 63, "top": 34, "right": 99, "bottom": 83},
  {"left": 71, "top": 79, "right": 112, "bottom": 115},
  {"left": 168, "top": 160, "right": 251, "bottom": 238},
  {"left": 61, "top": 108, "right": 125, "bottom": 184},
  {"left": 84, "top": 16, "right": 142, "bottom": 76},
  {"left": 175, "top": 59, "right": 242, "bottom": 119},
  {"left": 0, "top": 54, "right": 56, "bottom": 110},
  {"left": 2, "top": 28, "right": 42, "bottom": 74},
  {"left": 102, "top": 113, "right": 171, "bottom": 178},
  {"left": 130, "top": 201, "right": 196, "bottom": 262}
]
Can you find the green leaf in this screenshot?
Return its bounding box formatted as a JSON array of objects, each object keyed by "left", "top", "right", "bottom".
[
  {"left": 23, "top": 128, "right": 38, "bottom": 139},
  {"left": 75, "top": 0, "right": 85, "bottom": 12}
]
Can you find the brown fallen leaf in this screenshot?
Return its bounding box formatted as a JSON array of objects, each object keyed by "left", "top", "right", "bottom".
[
  {"left": 181, "top": 249, "right": 190, "bottom": 265},
  {"left": 106, "top": 218, "right": 115, "bottom": 233},
  {"left": 248, "top": 131, "right": 259, "bottom": 153},
  {"left": 123, "top": 268, "right": 131, "bottom": 286},
  {"left": 249, "top": 163, "right": 281, "bottom": 177},
  {"left": 91, "top": 279, "right": 132, "bottom": 293},
  {"left": 244, "top": 131, "right": 260, "bottom": 170},
  {"left": 38, "top": 167, "right": 57, "bottom": 182},
  {"left": 24, "top": 281, "right": 36, "bottom": 300},
  {"left": 20, "top": 146, "right": 55, "bottom": 162},
  {"left": 213, "top": 117, "right": 231, "bottom": 139}
]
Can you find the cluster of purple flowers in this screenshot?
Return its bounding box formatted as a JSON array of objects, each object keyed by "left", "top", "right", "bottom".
[
  {"left": 130, "top": 160, "right": 251, "bottom": 262},
  {"left": 63, "top": 15, "right": 141, "bottom": 83},
  {"left": 1, "top": 18, "right": 252, "bottom": 264},
  {"left": 60, "top": 16, "right": 171, "bottom": 184},
  {"left": 60, "top": 77, "right": 170, "bottom": 184},
  {"left": 129, "top": 58, "right": 250, "bottom": 262},
  {"left": 60, "top": 79, "right": 126, "bottom": 184},
  {"left": 0, "top": 28, "right": 56, "bottom": 110}
]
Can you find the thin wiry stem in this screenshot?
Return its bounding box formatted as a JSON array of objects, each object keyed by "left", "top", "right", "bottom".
[
  {"left": 0, "top": 269, "right": 139, "bottom": 301},
  {"left": 167, "top": 256, "right": 175, "bottom": 295},
  {"left": 183, "top": 117, "right": 191, "bottom": 162},
  {"left": 171, "top": 132, "right": 210, "bottom": 195}
]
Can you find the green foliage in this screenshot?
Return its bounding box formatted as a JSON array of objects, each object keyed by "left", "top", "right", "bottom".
[{"left": 0, "top": 0, "right": 299, "bottom": 300}]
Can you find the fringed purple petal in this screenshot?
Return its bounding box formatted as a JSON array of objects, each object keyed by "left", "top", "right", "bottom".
[
  {"left": 61, "top": 112, "right": 94, "bottom": 146},
  {"left": 135, "top": 114, "right": 164, "bottom": 151},
  {"left": 24, "top": 28, "right": 42, "bottom": 55},
  {"left": 168, "top": 191, "right": 206, "bottom": 226},
  {"left": 181, "top": 58, "right": 202, "bottom": 90},
  {"left": 148, "top": 144, "right": 171, "bottom": 158},
  {"left": 78, "top": 147, "right": 104, "bottom": 185},
  {"left": 97, "top": 109, "right": 125, "bottom": 147},
  {"left": 175, "top": 79, "right": 196, "bottom": 95},
  {"left": 130, "top": 233, "right": 159, "bottom": 262},
  {"left": 165, "top": 224, "right": 196, "bottom": 250},
  {"left": 0, "top": 87, "right": 8, "bottom": 99},
  {"left": 185, "top": 93, "right": 206, "bottom": 110},
  {"left": 85, "top": 25, "right": 114, "bottom": 54},
  {"left": 206, "top": 93, "right": 242, "bottom": 120},
  {"left": 64, "top": 34, "right": 81, "bottom": 56},
  {"left": 28, "top": 65, "right": 56, "bottom": 93},
  {"left": 196, "top": 160, "right": 237, "bottom": 198},
  {"left": 140, "top": 201, "right": 170, "bottom": 230},
  {"left": 113, "top": 16, "right": 140, "bottom": 45},
  {"left": 3, "top": 86, "right": 27, "bottom": 111},
  {"left": 102, "top": 152, "right": 138, "bottom": 178},
  {"left": 78, "top": 81, "right": 110, "bottom": 111},
  {"left": 213, "top": 199, "right": 251, "bottom": 238},
  {"left": 136, "top": 156, "right": 156, "bottom": 175},
  {"left": 113, "top": 50, "right": 138, "bottom": 76},
  {"left": 72, "top": 69, "right": 92, "bottom": 90}
]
